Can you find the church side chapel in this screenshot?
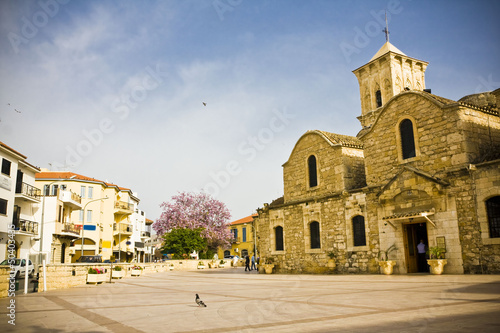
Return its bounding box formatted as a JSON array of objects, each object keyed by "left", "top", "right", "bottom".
[{"left": 255, "top": 34, "right": 500, "bottom": 274}]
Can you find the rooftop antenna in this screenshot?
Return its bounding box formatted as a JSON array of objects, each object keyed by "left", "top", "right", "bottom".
[{"left": 382, "top": 11, "right": 390, "bottom": 42}]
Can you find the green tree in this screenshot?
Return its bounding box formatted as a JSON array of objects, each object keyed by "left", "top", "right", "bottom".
[{"left": 162, "top": 227, "right": 207, "bottom": 258}]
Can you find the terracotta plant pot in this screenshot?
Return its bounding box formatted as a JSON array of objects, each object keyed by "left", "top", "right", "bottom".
[
  {"left": 427, "top": 259, "right": 447, "bottom": 275},
  {"left": 379, "top": 261, "right": 396, "bottom": 275}
]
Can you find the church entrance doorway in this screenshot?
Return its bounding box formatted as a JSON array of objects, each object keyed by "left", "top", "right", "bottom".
[{"left": 403, "top": 222, "right": 429, "bottom": 273}]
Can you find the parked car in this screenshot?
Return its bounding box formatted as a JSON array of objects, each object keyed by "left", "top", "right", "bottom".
[
  {"left": 76, "top": 255, "right": 102, "bottom": 263},
  {"left": 0, "top": 258, "right": 35, "bottom": 279},
  {"left": 224, "top": 255, "right": 240, "bottom": 260}
]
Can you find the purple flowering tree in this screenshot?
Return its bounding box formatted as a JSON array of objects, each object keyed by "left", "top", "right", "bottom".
[{"left": 153, "top": 191, "right": 232, "bottom": 250}]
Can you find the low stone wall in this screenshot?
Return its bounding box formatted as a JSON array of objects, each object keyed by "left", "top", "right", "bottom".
[
  {"left": 0, "top": 259, "right": 234, "bottom": 297},
  {"left": 0, "top": 266, "right": 12, "bottom": 298}
]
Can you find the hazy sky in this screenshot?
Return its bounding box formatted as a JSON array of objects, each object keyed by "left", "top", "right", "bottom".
[{"left": 1, "top": 0, "right": 499, "bottom": 222}]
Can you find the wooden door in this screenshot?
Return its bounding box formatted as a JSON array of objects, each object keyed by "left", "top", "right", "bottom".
[{"left": 404, "top": 224, "right": 418, "bottom": 273}]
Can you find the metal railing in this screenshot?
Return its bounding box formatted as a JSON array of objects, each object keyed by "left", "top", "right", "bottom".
[
  {"left": 113, "top": 223, "right": 133, "bottom": 234},
  {"left": 61, "top": 223, "right": 80, "bottom": 235},
  {"left": 59, "top": 190, "right": 82, "bottom": 204},
  {"left": 115, "top": 201, "right": 133, "bottom": 211},
  {"left": 13, "top": 219, "right": 39, "bottom": 235},
  {"left": 15, "top": 182, "right": 41, "bottom": 199},
  {"left": 141, "top": 231, "right": 151, "bottom": 238}
]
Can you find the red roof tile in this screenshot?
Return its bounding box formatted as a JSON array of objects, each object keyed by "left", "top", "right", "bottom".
[
  {"left": 36, "top": 171, "right": 132, "bottom": 192},
  {"left": 230, "top": 213, "right": 258, "bottom": 226}
]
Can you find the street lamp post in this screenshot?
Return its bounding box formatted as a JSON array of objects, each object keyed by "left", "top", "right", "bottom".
[
  {"left": 80, "top": 197, "right": 108, "bottom": 258},
  {"left": 38, "top": 176, "right": 76, "bottom": 266}
]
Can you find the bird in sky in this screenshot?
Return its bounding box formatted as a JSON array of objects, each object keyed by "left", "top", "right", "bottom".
[
  {"left": 202, "top": 102, "right": 206, "bottom": 106},
  {"left": 195, "top": 294, "right": 207, "bottom": 307},
  {"left": 15, "top": 109, "right": 21, "bottom": 113}
]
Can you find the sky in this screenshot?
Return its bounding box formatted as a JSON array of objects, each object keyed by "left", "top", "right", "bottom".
[{"left": 1, "top": 0, "right": 499, "bottom": 223}]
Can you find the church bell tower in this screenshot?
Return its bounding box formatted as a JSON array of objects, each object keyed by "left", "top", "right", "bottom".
[{"left": 352, "top": 31, "right": 429, "bottom": 128}]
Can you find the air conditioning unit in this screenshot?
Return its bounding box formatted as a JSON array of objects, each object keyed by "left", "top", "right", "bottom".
[{"left": 235, "top": 248, "right": 239, "bottom": 252}]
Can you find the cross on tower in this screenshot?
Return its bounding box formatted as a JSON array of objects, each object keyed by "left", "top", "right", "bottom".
[{"left": 382, "top": 11, "right": 390, "bottom": 42}]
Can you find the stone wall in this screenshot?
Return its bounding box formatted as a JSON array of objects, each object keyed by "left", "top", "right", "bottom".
[
  {"left": 0, "top": 259, "right": 233, "bottom": 298},
  {"left": 256, "top": 190, "right": 380, "bottom": 275},
  {"left": 0, "top": 266, "right": 12, "bottom": 298}
]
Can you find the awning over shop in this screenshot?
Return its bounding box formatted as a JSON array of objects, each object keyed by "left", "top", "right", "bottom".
[{"left": 382, "top": 209, "right": 436, "bottom": 228}]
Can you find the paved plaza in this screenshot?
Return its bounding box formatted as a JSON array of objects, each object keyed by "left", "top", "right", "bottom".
[{"left": 1, "top": 268, "right": 500, "bottom": 332}]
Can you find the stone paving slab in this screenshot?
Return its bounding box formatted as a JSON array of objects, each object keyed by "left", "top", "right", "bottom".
[{"left": 1, "top": 268, "right": 499, "bottom": 332}]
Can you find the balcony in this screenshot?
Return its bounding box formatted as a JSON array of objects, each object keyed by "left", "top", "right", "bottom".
[
  {"left": 113, "top": 223, "right": 133, "bottom": 236},
  {"left": 13, "top": 219, "right": 39, "bottom": 236},
  {"left": 114, "top": 201, "right": 134, "bottom": 215},
  {"left": 15, "top": 182, "right": 41, "bottom": 203},
  {"left": 54, "top": 222, "right": 80, "bottom": 238},
  {"left": 141, "top": 231, "right": 151, "bottom": 238},
  {"left": 58, "top": 190, "right": 82, "bottom": 209},
  {"left": 231, "top": 237, "right": 241, "bottom": 244}
]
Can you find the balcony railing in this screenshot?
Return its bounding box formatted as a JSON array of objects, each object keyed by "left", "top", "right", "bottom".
[
  {"left": 141, "top": 231, "right": 151, "bottom": 238},
  {"left": 55, "top": 222, "right": 80, "bottom": 236},
  {"left": 58, "top": 189, "right": 82, "bottom": 209},
  {"left": 15, "top": 182, "right": 41, "bottom": 201},
  {"left": 59, "top": 190, "right": 82, "bottom": 204},
  {"left": 113, "top": 223, "right": 133, "bottom": 234},
  {"left": 114, "top": 201, "right": 133, "bottom": 214},
  {"left": 13, "top": 219, "right": 39, "bottom": 235}
]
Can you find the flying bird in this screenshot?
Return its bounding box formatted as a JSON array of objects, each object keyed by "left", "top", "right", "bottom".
[
  {"left": 15, "top": 109, "right": 21, "bottom": 113},
  {"left": 195, "top": 294, "right": 207, "bottom": 307},
  {"left": 202, "top": 102, "right": 206, "bottom": 106}
]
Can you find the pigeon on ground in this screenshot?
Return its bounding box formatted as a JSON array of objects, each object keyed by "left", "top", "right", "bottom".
[{"left": 195, "top": 293, "right": 207, "bottom": 307}]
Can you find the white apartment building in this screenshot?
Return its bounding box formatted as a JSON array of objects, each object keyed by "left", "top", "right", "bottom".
[
  {"left": 0, "top": 141, "right": 41, "bottom": 264},
  {"left": 36, "top": 171, "right": 142, "bottom": 263}
]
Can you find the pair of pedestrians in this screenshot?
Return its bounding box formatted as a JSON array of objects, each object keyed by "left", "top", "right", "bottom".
[{"left": 245, "top": 254, "right": 257, "bottom": 271}]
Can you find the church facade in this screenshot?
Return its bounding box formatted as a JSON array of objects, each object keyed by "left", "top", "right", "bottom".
[{"left": 255, "top": 42, "right": 500, "bottom": 274}]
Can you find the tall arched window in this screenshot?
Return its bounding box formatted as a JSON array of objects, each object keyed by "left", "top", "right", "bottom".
[
  {"left": 275, "top": 226, "right": 284, "bottom": 251},
  {"left": 486, "top": 196, "right": 500, "bottom": 238},
  {"left": 352, "top": 215, "right": 366, "bottom": 246},
  {"left": 310, "top": 221, "right": 320, "bottom": 249},
  {"left": 375, "top": 89, "right": 382, "bottom": 107},
  {"left": 400, "top": 119, "right": 416, "bottom": 159},
  {"left": 308, "top": 155, "right": 318, "bottom": 187}
]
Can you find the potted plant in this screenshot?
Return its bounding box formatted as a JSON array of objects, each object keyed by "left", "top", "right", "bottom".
[
  {"left": 379, "top": 244, "right": 397, "bottom": 275},
  {"left": 197, "top": 261, "right": 205, "bottom": 269},
  {"left": 112, "top": 265, "right": 124, "bottom": 279},
  {"left": 263, "top": 257, "right": 275, "bottom": 274},
  {"left": 327, "top": 251, "right": 336, "bottom": 269},
  {"left": 87, "top": 267, "right": 106, "bottom": 284},
  {"left": 168, "top": 263, "right": 174, "bottom": 271},
  {"left": 219, "top": 259, "right": 225, "bottom": 268},
  {"left": 427, "top": 246, "right": 447, "bottom": 275},
  {"left": 131, "top": 266, "right": 143, "bottom": 276}
]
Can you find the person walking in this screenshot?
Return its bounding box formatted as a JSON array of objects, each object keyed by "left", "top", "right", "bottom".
[
  {"left": 251, "top": 254, "right": 257, "bottom": 271},
  {"left": 245, "top": 255, "right": 250, "bottom": 271},
  {"left": 417, "top": 239, "right": 427, "bottom": 272}
]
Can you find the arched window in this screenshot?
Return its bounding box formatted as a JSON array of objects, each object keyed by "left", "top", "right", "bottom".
[
  {"left": 275, "top": 226, "right": 284, "bottom": 251},
  {"left": 352, "top": 215, "right": 366, "bottom": 246},
  {"left": 486, "top": 196, "right": 500, "bottom": 238},
  {"left": 310, "top": 221, "right": 320, "bottom": 249},
  {"left": 241, "top": 249, "right": 248, "bottom": 257},
  {"left": 400, "top": 119, "right": 416, "bottom": 159},
  {"left": 375, "top": 89, "right": 382, "bottom": 107},
  {"left": 308, "top": 155, "right": 318, "bottom": 187},
  {"left": 224, "top": 250, "right": 230, "bottom": 257}
]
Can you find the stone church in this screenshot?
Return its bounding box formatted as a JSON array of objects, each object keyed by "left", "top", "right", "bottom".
[{"left": 255, "top": 41, "right": 500, "bottom": 274}]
